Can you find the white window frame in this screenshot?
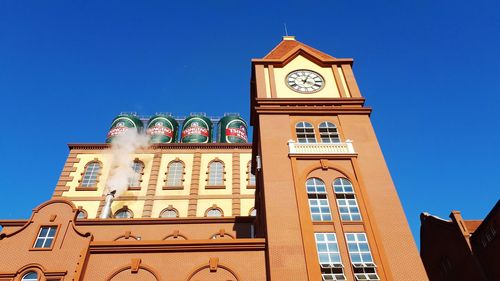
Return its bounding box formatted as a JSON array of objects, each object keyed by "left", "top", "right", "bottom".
[
  {"left": 319, "top": 121, "right": 340, "bottom": 143},
  {"left": 33, "top": 226, "right": 57, "bottom": 248},
  {"left": 128, "top": 161, "right": 144, "bottom": 187},
  {"left": 166, "top": 161, "right": 184, "bottom": 187},
  {"left": 306, "top": 178, "right": 332, "bottom": 222},
  {"left": 296, "top": 121, "right": 317, "bottom": 143},
  {"left": 208, "top": 161, "right": 224, "bottom": 186},
  {"left": 81, "top": 162, "right": 100, "bottom": 187},
  {"left": 21, "top": 272, "right": 38, "bottom": 281}
]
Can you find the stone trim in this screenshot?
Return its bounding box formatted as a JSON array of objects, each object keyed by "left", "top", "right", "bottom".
[
  {"left": 188, "top": 152, "right": 202, "bottom": 217},
  {"left": 232, "top": 152, "right": 241, "bottom": 216},
  {"left": 141, "top": 153, "right": 162, "bottom": 218}
]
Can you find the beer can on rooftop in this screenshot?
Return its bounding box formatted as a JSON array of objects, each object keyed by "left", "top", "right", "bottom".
[
  {"left": 105, "top": 114, "right": 144, "bottom": 143},
  {"left": 217, "top": 115, "right": 248, "bottom": 143},
  {"left": 181, "top": 115, "right": 213, "bottom": 143},
  {"left": 146, "top": 114, "right": 179, "bottom": 143}
]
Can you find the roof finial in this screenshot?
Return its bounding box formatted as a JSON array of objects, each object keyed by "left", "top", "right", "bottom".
[{"left": 283, "top": 23, "right": 288, "bottom": 36}]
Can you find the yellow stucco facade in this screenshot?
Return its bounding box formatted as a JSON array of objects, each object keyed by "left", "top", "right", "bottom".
[{"left": 58, "top": 149, "right": 254, "bottom": 219}]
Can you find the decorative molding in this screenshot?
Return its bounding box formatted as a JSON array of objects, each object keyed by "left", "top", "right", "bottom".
[
  {"left": 232, "top": 152, "right": 241, "bottom": 216},
  {"left": 188, "top": 152, "right": 202, "bottom": 217},
  {"left": 89, "top": 238, "right": 266, "bottom": 253},
  {"left": 142, "top": 153, "right": 163, "bottom": 218},
  {"left": 68, "top": 143, "right": 253, "bottom": 150}
]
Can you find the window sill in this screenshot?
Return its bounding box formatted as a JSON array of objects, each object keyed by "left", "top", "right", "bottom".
[
  {"left": 312, "top": 221, "right": 334, "bottom": 225},
  {"left": 206, "top": 185, "right": 226, "bottom": 190},
  {"left": 127, "top": 186, "right": 141, "bottom": 191},
  {"left": 163, "top": 186, "right": 184, "bottom": 190},
  {"left": 75, "top": 187, "right": 98, "bottom": 191},
  {"left": 247, "top": 185, "right": 256, "bottom": 189},
  {"left": 29, "top": 247, "right": 54, "bottom": 251}
]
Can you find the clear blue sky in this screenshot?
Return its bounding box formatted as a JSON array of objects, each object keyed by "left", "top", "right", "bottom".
[{"left": 1, "top": 1, "right": 499, "bottom": 246}]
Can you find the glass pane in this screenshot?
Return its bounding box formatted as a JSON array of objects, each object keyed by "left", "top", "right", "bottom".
[
  {"left": 48, "top": 227, "right": 57, "bottom": 237},
  {"left": 43, "top": 238, "right": 54, "bottom": 248},
  {"left": 39, "top": 227, "right": 49, "bottom": 237},
  {"left": 34, "top": 239, "right": 44, "bottom": 248}
]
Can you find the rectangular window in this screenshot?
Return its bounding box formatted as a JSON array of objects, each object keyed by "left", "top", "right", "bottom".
[
  {"left": 33, "top": 226, "right": 57, "bottom": 249},
  {"left": 315, "top": 233, "right": 346, "bottom": 280},
  {"left": 337, "top": 196, "right": 362, "bottom": 221},
  {"left": 309, "top": 198, "right": 332, "bottom": 221},
  {"left": 345, "top": 233, "right": 380, "bottom": 281}
]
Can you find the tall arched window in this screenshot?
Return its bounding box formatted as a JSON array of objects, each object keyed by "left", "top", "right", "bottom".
[
  {"left": 306, "top": 178, "right": 332, "bottom": 221},
  {"left": 247, "top": 161, "right": 256, "bottom": 187},
  {"left": 81, "top": 161, "right": 101, "bottom": 187},
  {"left": 207, "top": 160, "right": 224, "bottom": 186},
  {"left": 128, "top": 160, "right": 144, "bottom": 189},
  {"left": 319, "top": 122, "right": 340, "bottom": 143},
  {"left": 165, "top": 160, "right": 184, "bottom": 187},
  {"left": 21, "top": 272, "right": 38, "bottom": 281},
  {"left": 295, "top": 122, "right": 316, "bottom": 143},
  {"left": 333, "top": 178, "right": 361, "bottom": 221}
]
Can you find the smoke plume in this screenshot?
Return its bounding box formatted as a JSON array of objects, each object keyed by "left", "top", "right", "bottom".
[{"left": 105, "top": 129, "right": 150, "bottom": 195}]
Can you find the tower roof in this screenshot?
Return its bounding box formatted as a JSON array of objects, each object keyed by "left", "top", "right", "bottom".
[{"left": 263, "top": 36, "right": 336, "bottom": 60}]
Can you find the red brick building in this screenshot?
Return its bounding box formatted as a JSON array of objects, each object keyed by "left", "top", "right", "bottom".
[
  {"left": 420, "top": 200, "right": 499, "bottom": 281},
  {"left": 0, "top": 37, "right": 428, "bottom": 281}
]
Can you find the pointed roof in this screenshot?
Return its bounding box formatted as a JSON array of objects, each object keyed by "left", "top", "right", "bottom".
[{"left": 263, "top": 36, "right": 336, "bottom": 60}]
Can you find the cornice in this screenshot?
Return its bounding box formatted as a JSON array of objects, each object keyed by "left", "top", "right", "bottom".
[
  {"left": 252, "top": 97, "right": 371, "bottom": 115},
  {"left": 89, "top": 238, "right": 266, "bottom": 253},
  {"left": 68, "top": 143, "right": 253, "bottom": 151},
  {"left": 0, "top": 220, "right": 28, "bottom": 227},
  {"left": 75, "top": 216, "right": 255, "bottom": 226}
]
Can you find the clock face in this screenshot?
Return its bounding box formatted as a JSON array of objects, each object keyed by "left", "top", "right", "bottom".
[{"left": 286, "top": 70, "right": 325, "bottom": 93}]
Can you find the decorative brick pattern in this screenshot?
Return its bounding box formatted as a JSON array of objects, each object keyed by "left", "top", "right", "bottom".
[
  {"left": 232, "top": 152, "right": 241, "bottom": 216},
  {"left": 188, "top": 152, "right": 202, "bottom": 217},
  {"left": 141, "top": 153, "right": 163, "bottom": 218},
  {"left": 52, "top": 151, "right": 79, "bottom": 198}
]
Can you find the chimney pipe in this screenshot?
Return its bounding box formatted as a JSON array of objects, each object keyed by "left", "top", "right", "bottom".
[{"left": 100, "top": 190, "right": 116, "bottom": 219}]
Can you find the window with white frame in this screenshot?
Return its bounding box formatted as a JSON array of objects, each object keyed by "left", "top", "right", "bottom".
[
  {"left": 21, "top": 272, "right": 38, "bottom": 281},
  {"left": 160, "top": 208, "right": 178, "bottom": 218},
  {"left": 128, "top": 160, "right": 144, "bottom": 188},
  {"left": 306, "top": 178, "right": 332, "bottom": 221},
  {"left": 206, "top": 208, "right": 223, "bottom": 217},
  {"left": 114, "top": 209, "right": 133, "bottom": 219},
  {"left": 296, "top": 122, "right": 317, "bottom": 143},
  {"left": 319, "top": 122, "right": 340, "bottom": 143},
  {"left": 208, "top": 161, "right": 224, "bottom": 186},
  {"left": 247, "top": 161, "right": 256, "bottom": 186},
  {"left": 333, "top": 178, "right": 361, "bottom": 221},
  {"left": 81, "top": 161, "right": 101, "bottom": 187},
  {"left": 315, "top": 233, "right": 346, "bottom": 280},
  {"left": 166, "top": 161, "right": 184, "bottom": 187},
  {"left": 345, "top": 233, "right": 380, "bottom": 281},
  {"left": 33, "top": 226, "right": 57, "bottom": 249}
]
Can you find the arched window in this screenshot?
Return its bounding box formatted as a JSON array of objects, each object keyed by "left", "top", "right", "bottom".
[
  {"left": 165, "top": 160, "right": 184, "bottom": 187},
  {"left": 21, "top": 272, "right": 38, "bottom": 281},
  {"left": 319, "top": 122, "right": 340, "bottom": 143},
  {"left": 114, "top": 208, "right": 133, "bottom": 219},
  {"left": 333, "top": 178, "right": 361, "bottom": 221},
  {"left": 206, "top": 208, "right": 223, "bottom": 217},
  {"left": 247, "top": 161, "right": 256, "bottom": 187},
  {"left": 160, "top": 208, "right": 179, "bottom": 218},
  {"left": 128, "top": 160, "right": 144, "bottom": 189},
  {"left": 296, "top": 122, "right": 316, "bottom": 143},
  {"left": 306, "top": 178, "right": 332, "bottom": 221},
  {"left": 81, "top": 161, "right": 101, "bottom": 187},
  {"left": 207, "top": 160, "right": 224, "bottom": 186}
]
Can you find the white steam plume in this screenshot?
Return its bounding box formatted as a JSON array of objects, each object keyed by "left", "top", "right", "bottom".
[{"left": 105, "top": 129, "right": 150, "bottom": 195}]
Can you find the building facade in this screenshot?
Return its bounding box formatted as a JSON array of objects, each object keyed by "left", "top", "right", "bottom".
[
  {"left": 0, "top": 37, "right": 428, "bottom": 281},
  {"left": 420, "top": 200, "right": 500, "bottom": 281}
]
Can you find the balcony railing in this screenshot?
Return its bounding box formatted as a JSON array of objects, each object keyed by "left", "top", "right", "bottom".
[{"left": 287, "top": 140, "right": 355, "bottom": 154}]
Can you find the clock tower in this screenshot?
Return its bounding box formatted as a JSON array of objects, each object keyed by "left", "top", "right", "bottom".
[{"left": 250, "top": 36, "right": 428, "bottom": 281}]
